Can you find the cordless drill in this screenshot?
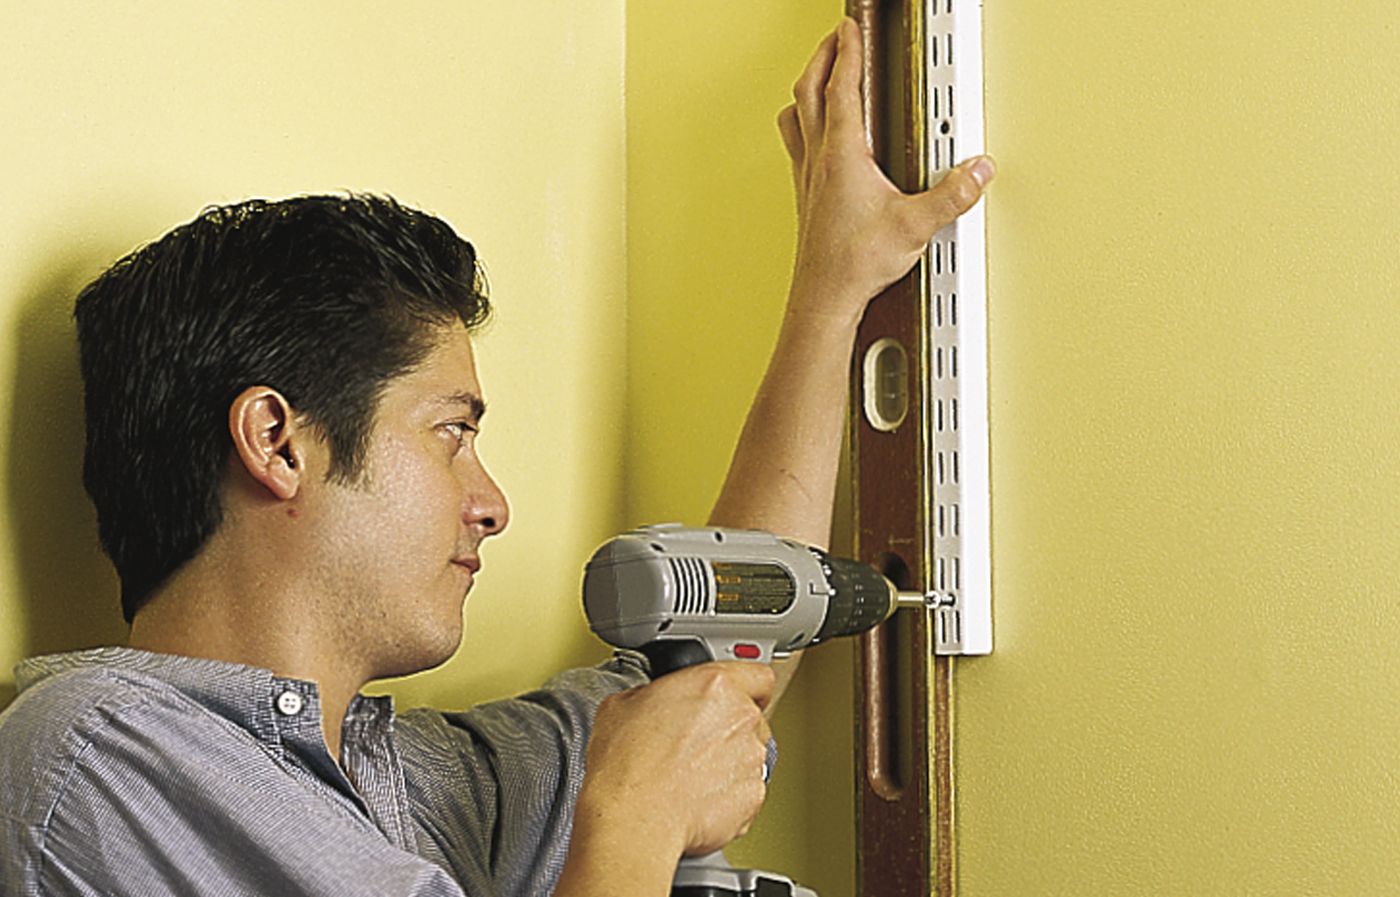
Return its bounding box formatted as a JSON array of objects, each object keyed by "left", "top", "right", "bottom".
[{"left": 581, "top": 524, "right": 926, "bottom": 897}]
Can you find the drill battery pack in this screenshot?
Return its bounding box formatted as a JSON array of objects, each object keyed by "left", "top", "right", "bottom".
[{"left": 672, "top": 862, "right": 817, "bottom": 897}]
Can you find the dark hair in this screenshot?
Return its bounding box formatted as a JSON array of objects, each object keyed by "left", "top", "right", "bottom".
[{"left": 73, "top": 194, "right": 491, "bottom": 623}]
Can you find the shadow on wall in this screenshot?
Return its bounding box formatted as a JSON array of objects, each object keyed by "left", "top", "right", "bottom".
[{"left": 5, "top": 256, "right": 128, "bottom": 707}]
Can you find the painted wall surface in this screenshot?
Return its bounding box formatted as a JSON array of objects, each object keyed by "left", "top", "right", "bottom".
[
  {"left": 0, "top": 2, "right": 627, "bottom": 712},
  {"left": 2, "top": 3, "right": 848, "bottom": 894},
  {"left": 961, "top": 2, "right": 1400, "bottom": 894},
  {"left": 625, "top": 4, "right": 856, "bottom": 894}
]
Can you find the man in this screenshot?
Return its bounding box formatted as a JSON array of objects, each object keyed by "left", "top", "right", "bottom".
[{"left": 0, "top": 19, "right": 992, "bottom": 897}]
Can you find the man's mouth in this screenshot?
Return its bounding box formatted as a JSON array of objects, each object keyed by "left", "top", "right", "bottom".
[{"left": 452, "top": 556, "right": 482, "bottom": 574}]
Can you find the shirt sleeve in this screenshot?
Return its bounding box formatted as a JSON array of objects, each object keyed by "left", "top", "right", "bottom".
[{"left": 393, "top": 653, "right": 649, "bottom": 897}]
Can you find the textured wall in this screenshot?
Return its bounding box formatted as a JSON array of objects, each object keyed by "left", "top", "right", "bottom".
[
  {"left": 959, "top": 1, "right": 1400, "bottom": 894},
  {"left": 0, "top": 2, "right": 627, "bottom": 712}
]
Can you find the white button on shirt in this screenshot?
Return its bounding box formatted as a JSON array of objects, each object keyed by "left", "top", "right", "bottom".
[{"left": 276, "top": 689, "right": 305, "bottom": 716}]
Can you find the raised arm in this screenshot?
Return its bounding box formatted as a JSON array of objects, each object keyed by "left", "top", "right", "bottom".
[
  {"left": 708, "top": 17, "right": 995, "bottom": 550},
  {"left": 556, "top": 20, "right": 994, "bottom": 896}
]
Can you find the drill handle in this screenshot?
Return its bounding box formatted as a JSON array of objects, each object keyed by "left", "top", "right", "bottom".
[
  {"left": 640, "top": 637, "right": 781, "bottom": 783},
  {"left": 639, "top": 639, "right": 715, "bottom": 678}
]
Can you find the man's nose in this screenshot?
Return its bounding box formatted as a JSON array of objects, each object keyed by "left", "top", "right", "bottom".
[{"left": 463, "top": 464, "right": 509, "bottom": 537}]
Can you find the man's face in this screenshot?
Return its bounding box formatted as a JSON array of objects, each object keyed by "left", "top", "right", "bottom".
[{"left": 303, "top": 324, "right": 509, "bottom": 678}]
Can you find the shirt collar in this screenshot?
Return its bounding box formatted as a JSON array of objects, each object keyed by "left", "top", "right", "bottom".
[{"left": 13, "top": 646, "right": 394, "bottom": 748}]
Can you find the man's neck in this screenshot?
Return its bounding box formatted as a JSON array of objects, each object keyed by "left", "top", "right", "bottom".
[{"left": 127, "top": 560, "right": 367, "bottom": 763}]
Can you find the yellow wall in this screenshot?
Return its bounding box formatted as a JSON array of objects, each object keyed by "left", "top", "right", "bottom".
[
  {"left": 0, "top": 2, "right": 627, "bottom": 709},
  {"left": 961, "top": 1, "right": 1400, "bottom": 894},
  {"left": 625, "top": 3, "right": 855, "bottom": 893},
  {"left": 1, "top": 3, "right": 845, "bottom": 892}
]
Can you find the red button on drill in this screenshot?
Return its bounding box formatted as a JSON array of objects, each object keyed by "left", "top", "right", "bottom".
[{"left": 733, "top": 643, "right": 761, "bottom": 659}]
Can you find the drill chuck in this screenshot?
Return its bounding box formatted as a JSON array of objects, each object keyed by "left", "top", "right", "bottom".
[{"left": 810, "top": 553, "right": 900, "bottom": 642}]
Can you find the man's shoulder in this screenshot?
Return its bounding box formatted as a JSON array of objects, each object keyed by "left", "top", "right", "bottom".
[
  {"left": 0, "top": 660, "right": 180, "bottom": 824},
  {"left": 540, "top": 652, "right": 650, "bottom": 695},
  {"left": 1, "top": 656, "right": 165, "bottom": 744},
  {"left": 396, "top": 653, "right": 648, "bottom": 764}
]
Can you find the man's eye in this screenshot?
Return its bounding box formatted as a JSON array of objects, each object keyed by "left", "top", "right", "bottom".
[{"left": 441, "top": 421, "right": 477, "bottom": 445}]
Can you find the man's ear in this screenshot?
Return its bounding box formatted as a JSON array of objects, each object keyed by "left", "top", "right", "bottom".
[{"left": 228, "top": 386, "right": 307, "bottom": 501}]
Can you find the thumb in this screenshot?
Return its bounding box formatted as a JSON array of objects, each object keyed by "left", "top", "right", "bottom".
[{"left": 901, "top": 155, "right": 996, "bottom": 241}]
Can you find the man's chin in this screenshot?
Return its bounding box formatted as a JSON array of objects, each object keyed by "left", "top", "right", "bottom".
[
  {"left": 418, "top": 622, "right": 466, "bottom": 672},
  {"left": 372, "top": 622, "right": 465, "bottom": 680}
]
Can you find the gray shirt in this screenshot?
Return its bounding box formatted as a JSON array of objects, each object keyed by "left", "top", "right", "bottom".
[{"left": 0, "top": 647, "right": 647, "bottom": 896}]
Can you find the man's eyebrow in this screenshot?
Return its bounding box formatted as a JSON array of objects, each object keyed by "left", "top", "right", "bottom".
[{"left": 433, "top": 390, "right": 487, "bottom": 422}]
